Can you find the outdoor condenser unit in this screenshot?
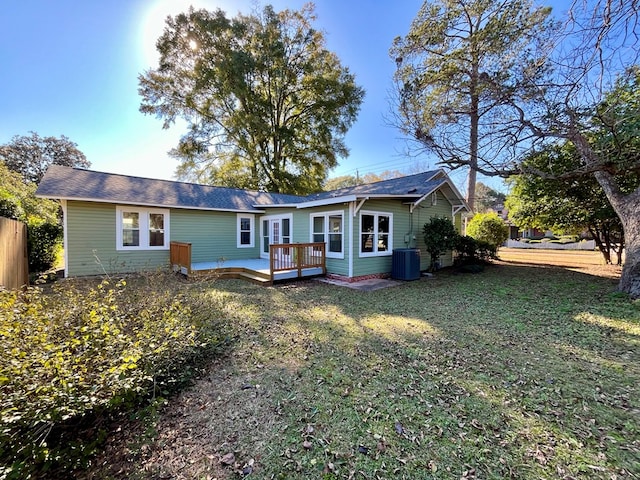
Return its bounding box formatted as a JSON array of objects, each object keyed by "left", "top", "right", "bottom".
[{"left": 391, "top": 248, "right": 421, "bottom": 281}]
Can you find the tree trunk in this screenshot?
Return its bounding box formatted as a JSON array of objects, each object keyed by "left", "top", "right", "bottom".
[
  {"left": 593, "top": 170, "right": 640, "bottom": 298},
  {"left": 616, "top": 213, "right": 640, "bottom": 298},
  {"left": 589, "top": 226, "right": 612, "bottom": 264},
  {"left": 572, "top": 133, "right": 640, "bottom": 298}
]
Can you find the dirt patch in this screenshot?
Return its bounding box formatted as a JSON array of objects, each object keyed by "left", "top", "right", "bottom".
[{"left": 81, "top": 356, "right": 293, "bottom": 479}]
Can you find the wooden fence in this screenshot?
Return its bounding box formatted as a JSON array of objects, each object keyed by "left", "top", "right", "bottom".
[
  {"left": 0, "top": 217, "right": 29, "bottom": 290},
  {"left": 170, "top": 241, "right": 192, "bottom": 275}
]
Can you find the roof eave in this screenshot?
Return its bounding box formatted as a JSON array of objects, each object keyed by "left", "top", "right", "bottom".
[{"left": 35, "top": 194, "right": 265, "bottom": 214}]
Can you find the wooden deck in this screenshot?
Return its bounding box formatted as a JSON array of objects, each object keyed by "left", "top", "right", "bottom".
[{"left": 170, "top": 242, "right": 326, "bottom": 285}]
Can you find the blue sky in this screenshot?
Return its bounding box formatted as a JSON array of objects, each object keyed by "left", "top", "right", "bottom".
[{"left": 1, "top": 1, "right": 566, "bottom": 192}]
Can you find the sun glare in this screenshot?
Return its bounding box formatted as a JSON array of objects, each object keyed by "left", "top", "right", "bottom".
[{"left": 138, "top": 0, "right": 241, "bottom": 67}]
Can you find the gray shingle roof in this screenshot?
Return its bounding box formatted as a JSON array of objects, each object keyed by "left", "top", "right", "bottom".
[
  {"left": 36, "top": 165, "right": 305, "bottom": 211},
  {"left": 36, "top": 165, "right": 462, "bottom": 211},
  {"left": 306, "top": 170, "right": 444, "bottom": 200}
]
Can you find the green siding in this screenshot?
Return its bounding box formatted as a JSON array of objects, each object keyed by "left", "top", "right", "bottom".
[
  {"left": 172, "top": 210, "right": 260, "bottom": 262},
  {"left": 290, "top": 205, "right": 350, "bottom": 277},
  {"left": 351, "top": 199, "right": 411, "bottom": 277},
  {"left": 66, "top": 202, "right": 262, "bottom": 277},
  {"left": 413, "top": 191, "right": 455, "bottom": 270},
  {"left": 66, "top": 201, "right": 169, "bottom": 276},
  {"left": 348, "top": 193, "right": 457, "bottom": 277}
]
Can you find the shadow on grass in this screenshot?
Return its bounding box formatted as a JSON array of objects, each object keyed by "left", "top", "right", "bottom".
[
  {"left": 84, "top": 263, "right": 639, "bottom": 479},
  {"left": 213, "top": 264, "right": 640, "bottom": 479}
]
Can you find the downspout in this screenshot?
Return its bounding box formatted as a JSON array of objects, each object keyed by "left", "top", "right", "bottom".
[{"left": 61, "top": 199, "right": 68, "bottom": 278}]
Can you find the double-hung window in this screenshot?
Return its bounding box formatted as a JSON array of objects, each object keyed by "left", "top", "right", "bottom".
[
  {"left": 237, "top": 214, "right": 255, "bottom": 248},
  {"left": 360, "top": 211, "right": 392, "bottom": 256},
  {"left": 116, "top": 206, "right": 169, "bottom": 250},
  {"left": 310, "top": 211, "right": 343, "bottom": 258}
]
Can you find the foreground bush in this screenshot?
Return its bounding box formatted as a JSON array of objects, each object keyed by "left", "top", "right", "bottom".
[
  {"left": 422, "top": 216, "right": 458, "bottom": 270},
  {"left": 454, "top": 235, "right": 497, "bottom": 265},
  {"left": 0, "top": 274, "right": 225, "bottom": 478}
]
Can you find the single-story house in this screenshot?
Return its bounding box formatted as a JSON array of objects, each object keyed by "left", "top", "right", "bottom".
[{"left": 36, "top": 165, "right": 469, "bottom": 283}]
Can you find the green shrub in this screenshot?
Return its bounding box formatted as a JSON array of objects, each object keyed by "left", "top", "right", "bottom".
[
  {"left": 467, "top": 212, "right": 509, "bottom": 248},
  {"left": 423, "top": 216, "right": 458, "bottom": 271},
  {"left": 27, "top": 221, "right": 62, "bottom": 273},
  {"left": 0, "top": 274, "right": 225, "bottom": 478},
  {"left": 454, "top": 235, "right": 497, "bottom": 265}
]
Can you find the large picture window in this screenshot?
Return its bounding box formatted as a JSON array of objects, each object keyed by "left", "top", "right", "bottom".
[
  {"left": 116, "top": 207, "right": 169, "bottom": 250},
  {"left": 237, "top": 214, "right": 255, "bottom": 248},
  {"left": 360, "top": 211, "right": 392, "bottom": 257},
  {"left": 310, "top": 212, "right": 343, "bottom": 258}
]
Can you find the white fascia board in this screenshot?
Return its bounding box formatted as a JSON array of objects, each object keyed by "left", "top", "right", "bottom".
[
  {"left": 35, "top": 195, "right": 265, "bottom": 214},
  {"left": 294, "top": 195, "right": 357, "bottom": 209},
  {"left": 405, "top": 178, "right": 470, "bottom": 213},
  {"left": 252, "top": 203, "right": 301, "bottom": 209},
  {"left": 442, "top": 179, "right": 471, "bottom": 212}
]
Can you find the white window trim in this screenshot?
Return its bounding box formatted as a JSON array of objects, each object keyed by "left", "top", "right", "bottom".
[
  {"left": 309, "top": 210, "right": 344, "bottom": 259},
  {"left": 359, "top": 210, "right": 393, "bottom": 257},
  {"left": 116, "top": 206, "right": 170, "bottom": 251},
  {"left": 237, "top": 213, "right": 255, "bottom": 248}
]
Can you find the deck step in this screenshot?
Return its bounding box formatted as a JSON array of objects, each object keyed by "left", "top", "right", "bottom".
[{"left": 216, "top": 269, "right": 272, "bottom": 285}]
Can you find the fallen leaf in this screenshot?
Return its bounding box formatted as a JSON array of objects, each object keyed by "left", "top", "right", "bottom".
[
  {"left": 303, "top": 440, "right": 313, "bottom": 449},
  {"left": 220, "top": 452, "right": 235, "bottom": 465}
]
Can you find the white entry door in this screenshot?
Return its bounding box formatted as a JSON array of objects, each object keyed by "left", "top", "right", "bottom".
[{"left": 260, "top": 216, "right": 291, "bottom": 258}]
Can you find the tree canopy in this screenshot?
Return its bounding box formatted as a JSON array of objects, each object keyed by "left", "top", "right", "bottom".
[
  {"left": 0, "top": 132, "right": 89, "bottom": 185},
  {"left": 323, "top": 170, "right": 404, "bottom": 191},
  {"left": 139, "top": 4, "right": 365, "bottom": 195},
  {"left": 505, "top": 143, "right": 634, "bottom": 264},
  {"left": 390, "top": 0, "right": 555, "bottom": 210},
  {"left": 474, "top": 182, "right": 506, "bottom": 213}
]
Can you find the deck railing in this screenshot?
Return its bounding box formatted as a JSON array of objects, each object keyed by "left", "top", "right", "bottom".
[
  {"left": 170, "top": 241, "right": 192, "bottom": 275},
  {"left": 269, "top": 242, "right": 326, "bottom": 283}
]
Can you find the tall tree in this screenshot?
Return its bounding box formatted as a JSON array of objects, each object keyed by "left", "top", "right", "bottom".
[
  {"left": 390, "top": 0, "right": 555, "bottom": 210},
  {"left": 139, "top": 4, "right": 365, "bottom": 195},
  {"left": 0, "top": 132, "right": 89, "bottom": 185}
]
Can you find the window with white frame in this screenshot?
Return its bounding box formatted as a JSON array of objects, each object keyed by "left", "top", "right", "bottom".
[
  {"left": 237, "top": 214, "right": 255, "bottom": 248},
  {"left": 116, "top": 206, "right": 169, "bottom": 250},
  {"left": 360, "top": 211, "right": 392, "bottom": 256},
  {"left": 310, "top": 212, "right": 343, "bottom": 258}
]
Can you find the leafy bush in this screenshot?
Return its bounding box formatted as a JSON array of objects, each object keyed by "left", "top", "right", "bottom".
[
  {"left": 422, "top": 216, "right": 458, "bottom": 270},
  {"left": 454, "top": 235, "right": 497, "bottom": 265},
  {"left": 27, "top": 221, "right": 62, "bottom": 273},
  {"left": 0, "top": 274, "right": 226, "bottom": 478},
  {"left": 466, "top": 212, "right": 509, "bottom": 249}
]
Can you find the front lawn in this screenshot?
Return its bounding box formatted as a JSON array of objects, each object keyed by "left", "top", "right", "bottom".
[{"left": 84, "top": 263, "right": 639, "bottom": 479}]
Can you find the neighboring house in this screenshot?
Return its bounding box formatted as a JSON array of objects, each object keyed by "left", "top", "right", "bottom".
[
  {"left": 488, "top": 203, "right": 520, "bottom": 239},
  {"left": 36, "top": 165, "right": 469, "bottom": 282}
]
